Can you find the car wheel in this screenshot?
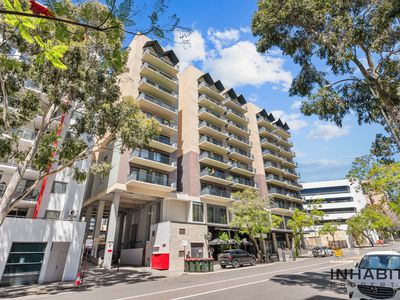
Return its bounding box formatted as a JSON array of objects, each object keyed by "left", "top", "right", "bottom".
[
  {"left": 232, "top": 259, "right": 240, "bottom": 268},
  {"left": 250, "top": 258, "right": 256, "bottom": 266},
  {"left": 221, "top": 265, "right": 226, "bottom": 269}
]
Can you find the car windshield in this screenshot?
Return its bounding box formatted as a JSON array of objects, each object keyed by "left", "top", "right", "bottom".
[{"left": 359, "top": 255, "right": 400, "bottom": 270}]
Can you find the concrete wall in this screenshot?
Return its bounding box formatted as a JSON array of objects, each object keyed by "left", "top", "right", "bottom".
[{"left": 0, "top": 218, "right": 85, "bottom": 283}]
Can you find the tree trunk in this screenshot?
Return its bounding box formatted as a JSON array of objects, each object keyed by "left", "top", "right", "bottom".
[
  {"left": 0, "top": 104, "right": 55, "bottom": 226},
  {"left": 364, "top": 234, "right": 374, "bottom": 247},
  {"left": 250, "top": 237, "right": 261, "bottom": 261}
]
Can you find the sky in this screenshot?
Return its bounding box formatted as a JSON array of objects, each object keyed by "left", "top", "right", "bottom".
[{"left": 126, "top": 0, "right": 386, "bottom": 182}]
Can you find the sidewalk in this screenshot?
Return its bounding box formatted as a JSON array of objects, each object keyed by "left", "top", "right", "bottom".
[{"left": 0, "top": 263, "right": 183, "bottom": 299}]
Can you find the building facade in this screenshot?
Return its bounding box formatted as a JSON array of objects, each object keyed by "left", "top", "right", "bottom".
[
  {"left": 300, "top": 179, "right": 369, "bottom": 248},
  {"left": 81, "top": 35, "right": 303, "bottom": 271},
  {"left": 0, "top": 85, "right": 87, "bottom": 286}
]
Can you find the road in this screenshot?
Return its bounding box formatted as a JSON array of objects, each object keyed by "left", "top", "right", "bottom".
[{"left": 23, "top": 255, "right": 357, "bottom": 300}]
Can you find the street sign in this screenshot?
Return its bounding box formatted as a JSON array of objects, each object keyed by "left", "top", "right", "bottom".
[
  {"left": 106, "top": 242, "right": 113, "bottom": 253},
  {"left": 334, "top": 248, "right": 343, "bottom": 258}
]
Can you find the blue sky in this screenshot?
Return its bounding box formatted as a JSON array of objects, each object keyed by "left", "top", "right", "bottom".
[{"left": 127, "top": 0, "right": 386, "bottom": 182}]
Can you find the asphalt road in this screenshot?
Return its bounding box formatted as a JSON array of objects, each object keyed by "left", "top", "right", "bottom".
[{"left": 24, "top": 255, "right": 358, "bottom": 300}]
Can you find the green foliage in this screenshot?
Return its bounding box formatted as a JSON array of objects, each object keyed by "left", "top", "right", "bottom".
[
  {"left": 252, "top": 0, "right": 400, "bottom": 133},
  {"left": 319, "top": 222, "right": 339, "bottom": 242},
  {"left": 287, "top": 208, "right": 312, "bottom": 256}
]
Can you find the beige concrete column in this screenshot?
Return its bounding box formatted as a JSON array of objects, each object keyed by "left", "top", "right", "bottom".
[
  {"left": 83, "top": 206, "right": 94, "bottom": 240},
  {"left": 271, "top": 232, "right": 278, "bottom": 253},
  {"left": 91, "top": 200, "right": 105, "bottom": 257},
  {"left": 285, "top": 233, "right": 291, "bottom": 249},
  {"left": 104, "top": 193, "right": 120, "bottom": 269}
]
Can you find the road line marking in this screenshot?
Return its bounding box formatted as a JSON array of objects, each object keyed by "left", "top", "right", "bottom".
[
  {"left": 171, "top": 262, "right": 348, "bottom": 300},
  {"left": 113, "top": 261, "right": 352, "bottom": 300}
]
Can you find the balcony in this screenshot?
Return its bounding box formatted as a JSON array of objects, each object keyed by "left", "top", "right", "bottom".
[
  {"left": 138, "top": 77, "right": 178, "bottom": 104},
  {"left": 271, "top": 202, "right": 296, "bottom": 216},
  {"left": 200, "top": 187, "right": 232, "bottom": 202},
  {"left": 199, "top": 151, "right": 230, "bottom": 170},
  {"left": 280, "top": 157, "right": 297, "bottom": 168},
  {"left": 282, "top": 168, "right": 300, "bottom": 179},
  {"left": 198, "top": 107, "right": 227, "bottom": 127},
  {"left": 265, "top": 174, "right": 286, "bottom": 187},
  {"left": 14, "top": 128, "right": 36, "bottom": 141},
  {"left": 257, "top": 116, "right": 276, "bottom": 129},
  {"left": 198, "top": 121, "right": 227, "bottom": 140},
  {"left": 0, "top": 184, "right": 40, "bottom": 204},
  {"left": 228, "top": 161, "right": 255, "bottom": 177},
  {"left": 198, "top": 94, "right": 226, "bottom": 114},
  {"left": 200, "top": 169, "right": 233, "bottom": 186},
  {"left": 199, "top": 135, "right": 228, "bottom": 154},
  {"left": 225, "top": 108, "right": 248, "bottom": 125},
  {"left": 225, "top": 120, "right": 250, "bottom": 137},
  {"left": 198, "top": 81, "right": 224, "bottom": 101},
  {"left": 150, "top": 115, "right": 178, "bottom": 136},
  {"left": 260, "top": 137, "right": 280, "bottom": 151},
  {"left": 130, "top": 149, "right": 177, "bottom": 172},
  {"left": 227, "top": 134, "right": 252, "bottom": 149},
  {"left": 142, "top": 48, "right": 179, "bottom": 77},
  {"left": 228, "top": 147, "right": 254, "bottom": 163},
  {"left": 258, "top": 126, "right": 278, "bottom": 139},
  {"left": 126, "top": 171, "right": 176, "bottom": 193},
  {"left": 276, "top": 136, "right": 293, "bottom": 148},
  {"left": 275, "top": 125, "right": 291, "bottom": 139},
  {"left": 223, "top": 97, "right": 247, "bottom": 113},
  {"left": 284, "top": 180, "right": 302, "bottom": 191},
  {"left": 279, "top": 147, "right": 296, "bottom": 158},
  {"left": 149, "top": 136, "right": 177, "bottom": 153},
  {"left": 264, "top": 161, "right": 284, "bottom": 174},
  {"left": 232, "top": 177, "right": 257, "bottom": 190},
  {"left": 262, "top": 149, "right": 282, "bottom": 162},
  {"left": 140, "top": 62, "right": 178, "bottom": 91},
  {"left": 268, "top": 188, "right": 303, "bottom": 203},
  {"left": 138, "top": 93, "right": 177, "bottom": 119},
  {"left": 0, "top": 158, "right": 38, "bottom": 177}
]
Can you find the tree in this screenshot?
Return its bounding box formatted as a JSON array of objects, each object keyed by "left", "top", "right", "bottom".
[
  {"left": 287, "top": 208, "right": 312, "bottom": 257},
  {"left": 230, "top": 189, "right": 281, "bottom": 260},
  {"left": 0, "top": 0, "right": 172, "bottom": 225},
  {"left": 252, "top": 1, "right": 400, "bottom": 148},
  {"left": 319, "top": 222, "right": 339, "bottom": 244},
  {"left": 346, "top": 205, "right": 394, "bottom": 247},
  {"left": 304, "top": 198, "right": 325, "bottom": 247}
]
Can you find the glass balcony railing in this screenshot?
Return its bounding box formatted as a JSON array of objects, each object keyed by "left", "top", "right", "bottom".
[
  {"left": 138, "top": 93, "right": 177, "bottom": 112},
  {"left": 198, "top": 81, "right": 220, "bottom": 94},
  {"left": 226, "top": 121, "right": 250, "bottom": 133},
  {"left": 13, "top": 128, "right": 36, "bottom": 140},
  {"left": 131, "top": 149, "right": 175, "bottom": 165},
  {"left": 264, "top": 161, "right": 281, "bottom": 169},
  {"left": 154, "top": 135, "right": 176, "bottom": 147},
  {"left": 0, "top": 184, "right": 40, "bottom": 201},
  {"left": 199, "top": 135, "right": 223, "bottom": 147},
  {"left": 199, "top": 121, "right": 224, "bottom": 133},
  {"left": 198, "top": 94, "right": 224, "bottom": 106},
  {"left": 200, "top": 151, "right": 226, "bottom": 163},
  {"left": 199, "top": 107, "right": 224, "bottom": 120},
  {"left": 233, "top": 177, "right": 253, "bottom": 187},
  {"left": 143, "top": 48, "right": 178, "bottom": 69},
  {"left": 228, "top": 134, "right": 252, "bottom": 146},
  {"left": 127, "top": 171, "right": 174, "bottom": 187},
  {"left": 228, "top": 147, "right": 253, "bottom": 159},
  {"left": 225, "top": 108, "right": 248, "bottom": 122},
  {"left": 150, "top": 115, "right": 178, "bottom": 130},
  {"left": 200, "top": 187, "right": 230, "bottom": 198},
  {"left": 200, "top": 169, "right": 230, "bottom": 180},
  {"left": 266, "top": 174, "right": 281, "bottom": 181},
  {"left": 139, "top": 77, "right": 178, "bottom": 98},
  {"left": 141, "top": 62, "right": 178, "bottom": 83},
  {"left": 229, "top": 161, "right": 255, "bottom": 173}
]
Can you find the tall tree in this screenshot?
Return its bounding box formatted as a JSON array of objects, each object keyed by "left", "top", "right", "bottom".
[
  {"left": 305, "top": 199, "right": 325, "bottom": 247},
  {"left": 287, "top": 208, "right": 313, "bottom": 257},
  {"left": 319, "top": 222, "right": 339, "bottom": 244},
  {"left": 252, "top": 0, "right": 400, "bottom": 147},
  {"left": 0, "top": 0, "right": 180, "bottom": 224},
  {"left": 230, "top": 189, "right": 281, "bottom": 260}
]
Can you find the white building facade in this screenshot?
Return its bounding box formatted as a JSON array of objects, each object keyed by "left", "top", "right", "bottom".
[{"left": 301, "top": 179, "right": 369, "bottom": 248}]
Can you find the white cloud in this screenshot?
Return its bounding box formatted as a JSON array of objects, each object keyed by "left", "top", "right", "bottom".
[
  {"left": 291, "top": 100, "right": 302, "bottom": 110},
  {"left": 203, "top": 41, "right": 292, "bottom": 90},
  {"left": 307, "top": 122, "right": 351, "bottom": 141},
  {"left": 239, "top": 26, "right": 251, "bottom": 34},
  {"left": 302, "top": 159, "right": 346, "bottom": 168},
  {"left": 171, "top": 30, "right": 206, "bottom": 71},
  {"left": 270, "top": 110, "right": 308, "bottom": 131},
  {"left": 248, "top": 93, "right": 258, "bottom": 102},
  {"left": 207, "top": 28, "right": 240, "bottom": 50}
]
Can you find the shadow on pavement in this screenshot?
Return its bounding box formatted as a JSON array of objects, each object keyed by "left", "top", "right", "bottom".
[
  {"left": 305, "top": 296, "right": 345, "bottom": 300},
  {"left": 270, "top": 270, "right": 347, "bottom": 295},
  {"left": 0, "top": 267, "right": 167, "bottom": 298}
]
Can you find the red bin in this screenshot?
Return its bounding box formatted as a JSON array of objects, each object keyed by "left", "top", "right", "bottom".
[{"left": 151, "top": 253, "right": 169, "bottom": 270}]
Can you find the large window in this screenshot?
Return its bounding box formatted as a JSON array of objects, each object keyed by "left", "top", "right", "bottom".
[
  {"left": 51, "top": 181, "right": 68, "bottom": 194},
  {"left": 306, "top": 197, "right": 353, "bottom": 204},
  {"left": 207, "top": 204, "right": 227, "bottom": 224},
  {"left": 193, "top": 202, "right": 204, "bottom": 222},
  {"left": 300, "top": 185, "right": 350, "bottom": 196},
  {"left": 1, "top": 242, "right": 47, "bottom": 286},
  {"left": 45, "top": 210, "right": 60, "bottom": 219}
]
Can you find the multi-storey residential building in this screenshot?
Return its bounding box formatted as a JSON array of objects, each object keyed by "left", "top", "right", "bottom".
[
  {"left": 0, "top": 86, "right": 87, "bottom": 286},
  {"left": 81, "top": 35, "right": 302, "bottom": 271},
  {"left": 301, "top": 179, "right": 369, "bottom": 248}
]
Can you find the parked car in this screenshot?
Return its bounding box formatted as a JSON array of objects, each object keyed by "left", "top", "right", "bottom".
[
  {"left": 312, "top": 246, "right": 333, "bottom": 257},
  {"left": 346, "top": 251, "right": 400, "bottom": 300},
  {"left": 218, "top": 249, "right": 256, "bottom": 268}
]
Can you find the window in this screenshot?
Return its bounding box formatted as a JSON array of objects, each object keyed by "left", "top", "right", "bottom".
[
  {"left": 1, "top": 242, "right": 47, "bottom": 286},
  {"left": 306, "top": 197, "right": 353, "bottom": 204},
  {"left": 193, "top": 202, "right": 204, "bottom": 222},
  {"left": 45, "top": 210, "right": 60, "bottom": 219},
  {"left": 179, "top": 228, "right": 185, "bottom": 235},
  {"left": 207, "top": 204, "right": 227, "bottom": 224},
  {"left": 191, "top": 243, "right": 204, "bottom": 258},
  {"left": 51, "top": 181, "right": 68, "bottom": 194},
  {"left": 179, "top": 251, "right": 185, "bottom": 257},
  {"left": 300, "top": 185, "right": 350, "bottom": 196}
]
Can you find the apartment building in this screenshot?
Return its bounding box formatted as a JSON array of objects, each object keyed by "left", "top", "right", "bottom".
[
  {"left": 81, "top": 35, "right": 302, "bottom": 271},
  {"left": 0, "top": 85, "right": 87, "bottom": 286},
  {"left": 301, "top": 179, "right": 369, "bottom": 248}
]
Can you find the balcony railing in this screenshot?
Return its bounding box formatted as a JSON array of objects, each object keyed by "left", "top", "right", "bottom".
[
  {"left": 199, "top": 121, "right": 224, "bottom": 133},
  {"left": 127, "top": 171, "right": 174, "bottom": 187},
  {"left": 264, "top": 161, "right": 281, "bottom": 169},
  {"left": 13, "top": 128, "right": 36, "bottom": 140},
  {"left": 138, "top": 93, "right": 177, "bottom": 112},
  {"left": 131, "top": 149, "right": 175, "bottom": 165},
  {"left": 200, "top": 187, "right": 230, "bottom": 198},
  {"left": 266, "top": 174, "right": 281, "bottom": 181},
  {"left": 198, "top": 81, "right": 220, "bottom": 94},
  {"left": 154, "top": 135, "right": 177, "bottom": 147},
  {"left": 228, "top": 147, "right": 253, "bottom": 159},
  {"left": 226, "top": 121, "right": 250, "bottom": 133},
  {"left": 0, "top": 184, "right": 40, "bottom": 201},
  {"left": 200, "top": 151, "right": 226, "bottom": 163},
  {"left": 141, "top": 62, "right": 178, "bottom": 82},
  {"left": 139, "top": 77, "right": 178, "bottom": 98},
  {"left": 143, "top": 48, "right": 178, "bottom": 69},
  {"left": 150, "top": 115, "right": 178, "bottom": 130},
  {"left": 233, "top": 177, "right": 253, "bottom": 187},
  {"left": 226, "top": 108, "right": 249, "bottom": 122},
  {"left": 199, "top": 107, "right": 224, "bottom": 120},
  {"left": 200, "top": 169, "right": 231, "bottom": 180},
  {"left": 198, "top": 94, "right": 223, "bottom": 106},
  {"left": 199, "top": 135, "right": 223, "bottom": 147},
  {"left": 229, "top": 161, "right": 255, "bottom": 173},
  {"left": 0, "top": 158, "right": 37, "bottom": 170},
  {"left": 228, "top": 134, "right": 252, "bottom": 146}
]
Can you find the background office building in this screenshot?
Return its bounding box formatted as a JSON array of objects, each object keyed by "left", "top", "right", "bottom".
[
  {"left": 81, "top": 35, "right": 303, "bottom": 271},
  {"left": 301, "top": 179, "right": 369, "bottom": 248}
]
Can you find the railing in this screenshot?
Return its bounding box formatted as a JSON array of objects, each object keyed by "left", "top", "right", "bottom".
[
  {"left": 229, "top": 161, "right": 255, "bottom": 173},
  {"left": 200, "top": 169, "right": 230, "bottom": 180},
  {"left": 233, "top": 177, "right": 253, "bottom": 187},
  {"left": 200, "top": 151, "right": 226, "bottom": 163},
  {"left": 200, "top": 187, "right": 230, "bottom": 198},
  {"left": 199, "top": 135, "right": 223, "bottom": 147},
  {"left": 199, "top": 121, "right": 224, "bottom": 133},
  {"left": 151, "top": 115, "right": 178, "bottom": 130},
  {"left": 226, "top": 121, "right": 250, "bottom": 133},
  {"left": 228, "top": 147, "right": 253, "bottom": 159},
  {"left": 262, "top": 149, "right": 281, "bottom": 158},
  {"left": 266, "top": 174, "right": 281, "bottom": 181},
  {"left": 264, "top": 161, "right": 281, "bottom": 169},
  {"left": 0, "top": 184, "right": 39, "bottom": 201},
  {"left": 139, "top": 77, "right": 178, "bottom": 98},
  {"left": 138, "top": 93, "right": 177, "bottom": 112},
  {"left": 269, "top": 187, "right": 302, "bottom": 200},
  {"left": 223, "top": 97, "right": 245, "bottom": 109},
  {"left": 284, "top": 180, "right": 302, "bottom": 188},
  {"left": 199, "top": 107, "right": 224, "bottom": 119},
  {"left": 127, "top": 171, "right": 175, "bottom": 187},
  {"left": 131, "top": 149, "right": 175, "bottom": 165},
  {"left": 154, "top": 135, "right": 177, "bottom": 147},
  {"left": 228, "top": 134, "right": 251, "bottom": 146},
  {"left": 226, "top": 108, "right": 248, "bottom": 121},
  {"left": 198, "top": 94, "right": 223, "bottom": 107},
  {"left": 141, "top": 62, "right": 178, "bottom": 82},
  {"left": 257, "top": 116, "right": 272, "bottom": 124},
  {"left": 143, "top": 48, "right": 178, "bottom": 69},
  {"left": 13, "top": 128, "right": 36, "bottom": 140},
  {"left": 198, "top": 81, "right": 220, "bottom": 94},
  {"left": 0, "top": 158, "right": 37, "bottom": 170}
]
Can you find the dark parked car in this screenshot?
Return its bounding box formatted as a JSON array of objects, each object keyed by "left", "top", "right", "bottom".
[{"left": 218, "top": 249, "right": 256, "bottom": 268}]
